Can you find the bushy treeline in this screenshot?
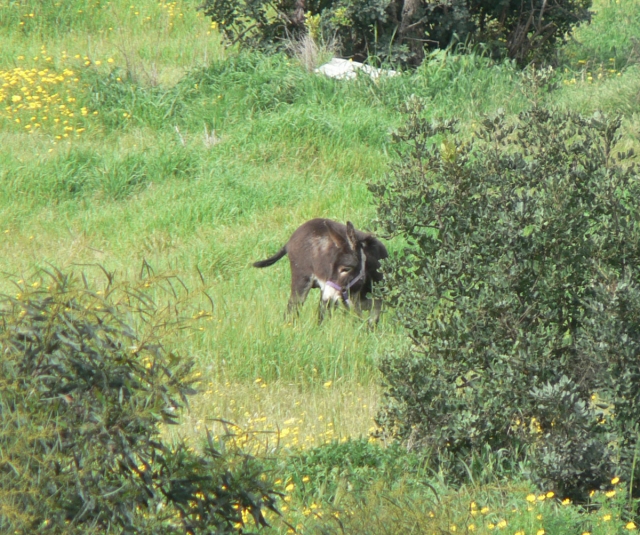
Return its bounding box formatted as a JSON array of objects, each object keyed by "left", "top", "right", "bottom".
[
  {"left": 372, "top": 102, "right": 640, "bottom": 500},
  {"left": 201, "top": 0, "right": 592, "bottom": 65},
  {"left": 0, "top": 270, "right": 278, "bottom": 533}
]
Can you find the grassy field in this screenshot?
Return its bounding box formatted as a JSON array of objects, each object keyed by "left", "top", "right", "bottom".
[{"left": 2, "top": 0, "right": 640, "bottom": 532}]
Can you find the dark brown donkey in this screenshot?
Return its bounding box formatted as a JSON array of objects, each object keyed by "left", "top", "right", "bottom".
[{"left": 253, "top": 219, "right": 388, "bottom": 322}]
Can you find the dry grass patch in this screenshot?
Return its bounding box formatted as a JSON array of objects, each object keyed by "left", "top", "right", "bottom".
[{"left": 169, "top": 381, "right": 381, "bottom": 451}]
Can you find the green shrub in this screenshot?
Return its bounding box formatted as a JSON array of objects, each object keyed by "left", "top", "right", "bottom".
[
  {"left": 199, "top": 0, "right": 592, "bottom": 66},
  {"left": 370, "top": 102, "right": 640, "bottom": 499},
  {"left": 0, "top": 269, "right": 278, "bottom": 533}
]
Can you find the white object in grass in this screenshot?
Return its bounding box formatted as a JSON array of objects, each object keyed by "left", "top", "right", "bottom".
[{"left": 315, "top": 58, "right": 398, "bottom": 80}]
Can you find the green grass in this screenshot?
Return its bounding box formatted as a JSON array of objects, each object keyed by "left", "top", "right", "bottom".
[
  {"left": 2, "top": 0, "right": 640, "bottom": 424},
  {"left": 0, "top": 43, "right": 532, "bottom": 397},
  {"left": 564, "top": 0, "right": 640, "bottom": 69},
  {"left": 2, "top": 0, "right": 640, "bottom": 531}
]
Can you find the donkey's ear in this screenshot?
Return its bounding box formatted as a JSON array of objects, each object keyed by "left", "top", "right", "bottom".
[
  {"left": 346, "top": 221, "right": 358, "bottom": 251},
  {"left": 325, "top": 221, "right": 346, "bottom": 249}
]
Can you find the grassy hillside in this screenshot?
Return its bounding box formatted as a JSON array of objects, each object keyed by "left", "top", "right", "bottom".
[{"left": 1, "top": 0, "right": 640, "bottom": 532}]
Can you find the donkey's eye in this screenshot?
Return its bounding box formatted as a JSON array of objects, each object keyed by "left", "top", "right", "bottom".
[{"left": 340, "top": 267, "right": 353, "bottom": 274}]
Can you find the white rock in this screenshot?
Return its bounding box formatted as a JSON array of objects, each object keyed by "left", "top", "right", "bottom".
[{"left": 315, "top": 58, "right": 398, "bottom": 80}]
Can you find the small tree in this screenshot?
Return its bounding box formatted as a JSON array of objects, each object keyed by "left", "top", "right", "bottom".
[
  {"left": 0, "top": 269, "right": 278, "bottom": 533},
  {"left": 371, "top": 102, "right": 640, "bottom": 498},
  {"left": 199, "top": 0, "right": 592, "bottom": 66}
]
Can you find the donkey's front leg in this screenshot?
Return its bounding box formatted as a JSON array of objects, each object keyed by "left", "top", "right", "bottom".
[
  {"left": 348, "top": 292, "right": 363, "bottom": 318},
  {"left": 317, "top": 292, "right": 342, "bottom": 324},
  {"left": 317, "top": 297, "right": 329, "bottom": 324},
  {"left": 287, "top": 274, "right": 312, "bottom": 318},
  {"left": 367, "top": 298, "right": 383, "bottom": 325},
  {"left": 353, "top": 295, "right": 383, "bottom": 325}
]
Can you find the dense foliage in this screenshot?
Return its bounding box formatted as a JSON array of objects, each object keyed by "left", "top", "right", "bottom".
[
  {"left": 371, "top": 102, "right": 640, "bottom": 499},
  {"left": 200, "top": 0, "right": 592, "bottom": 65},
  {"left": 0, "top": 270, "right": 278, "bottom": 533}
]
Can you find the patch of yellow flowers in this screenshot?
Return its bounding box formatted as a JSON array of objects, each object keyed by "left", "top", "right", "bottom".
[
  {"left": 563, "top": 58, "right": 622, "bottom": 86},
  {"left": 0, "top": 46, "right": 103, "bottom": 141}
]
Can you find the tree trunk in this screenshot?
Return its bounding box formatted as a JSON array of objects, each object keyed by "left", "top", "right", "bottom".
[
  {"left": 398, "top": 0, "right": 421, "bottom": 40},
  {"left": 398, "top": 0, "right": 425, "bottom": 64},
  {"left": 292, "top": 0, "right": 306, "bottom": 27}
]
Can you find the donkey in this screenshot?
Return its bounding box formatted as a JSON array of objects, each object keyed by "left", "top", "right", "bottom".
[{"left": 253, "top": 219, "right": 388, "bottom": 323}]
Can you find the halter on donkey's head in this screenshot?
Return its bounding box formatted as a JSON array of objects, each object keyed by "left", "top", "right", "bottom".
[{"left": 325, "top": 245, "right": 366, "bottom": 308}]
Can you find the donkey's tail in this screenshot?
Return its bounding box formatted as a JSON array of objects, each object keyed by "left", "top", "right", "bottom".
[{"left": 253, "top": 246, "right": 287, "bottom": 268}]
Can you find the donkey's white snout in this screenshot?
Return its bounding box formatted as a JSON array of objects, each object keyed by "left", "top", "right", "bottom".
[{"left": 319, "top": 279, "right": 343, "bottom": 304}]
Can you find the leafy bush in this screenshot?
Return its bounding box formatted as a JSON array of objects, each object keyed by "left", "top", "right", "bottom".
[
  {"left": 0, "top": 269, "right": 278, "bottom": 533},
  {"left": 200, "top": 0, "right": 592, "bottom": 66},
  {"left": 370, "top": 102, "right": 640, "bottom": 499}
]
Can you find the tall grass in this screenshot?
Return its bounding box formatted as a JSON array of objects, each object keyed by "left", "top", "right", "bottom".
[
  {"left": 563, "top": 0, "right": 640, "bottom": 69},
  {"left": 0, "top": 47, "right": 527, "bottom": 402},
  {"left": 1, "top": 0, "right": 640, "bottom": 457}
]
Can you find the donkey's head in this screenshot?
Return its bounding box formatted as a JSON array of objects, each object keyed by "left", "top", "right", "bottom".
[{"left": 322, "top": 221, "right": 366, "bottom": 305}]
